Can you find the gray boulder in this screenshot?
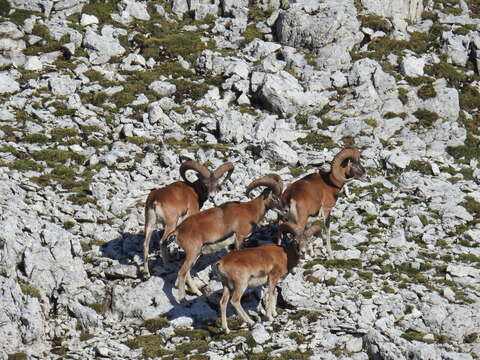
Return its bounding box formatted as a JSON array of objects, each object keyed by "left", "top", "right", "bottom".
[
  {"left": 0, "top": 277, "right": 46, "bottom": 354},
  {"left": 149, "top": 80, "right": 177, "bottom": 97},
  {"left": 119, "top": 0, "right": 151, "bottom": 21},
  {"left": 420, "top": 79, "right": 459, "bottom": 122},
  {"left": 83, "top": 27, "right": 126, "bottom": 63},
  {"left": 275, "top": 0, "right": 362, "bottom": 71},
  {"left": 0, "top": 72, "right": 20, "bottom": 94},
  {"left": 442, "top": 32, "right": 469, "bottom": 67},
  {"left": 400, "top": 55, "right": 425, "bottom": 77},
  {"left": 262, "top": 138, "right": 298, "bottom": 165},
  {"left": 441, "top": 304, "right": 480, "bottom": 343},
  {"left": 111, "top": 276, "right": 175, "bottom": 320},
  {"left": 49, "top": 74, "right": 79, "bottom": 96},
  {"left": 23, "top": 222, "right": 88, "bottom": 295},
  {"left": 217, "top": 110, "right": 251, "bottom": 144},
  {"left": 361, "top": 0, "right": 423, "bottom": 23},
  {"left": 172, "top": 0, "right": 189, "bottom": 17},
  {"left": 256, "top": 70, "right": 328, "bottom": 116},
  {"left": 364, "top": 329, "right": 405, "bottom": 360},
  {"left": 0, "top": 21, "right": 24, "bottom": 39}
]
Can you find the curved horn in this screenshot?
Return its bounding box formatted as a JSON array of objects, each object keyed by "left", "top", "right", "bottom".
[
  {"left": 264, "top": 173, "right": 284, "bottom": 192},
  {"left": 180, "top": 161, "right": 211, "bottom": 184},
  {"left": 213, "top": 162, "right": 234, "bottom": 185},
  {"left": 278, "top": 222, "right": 302, "bottom": 236},
  {"left": 331, "top": 147, "right": 361, "bottom": 183},
  {"left": 304, "top": 225, "right": 323, "bottom": 238},
  {"left": 245, "top": 173, "right": 283, "bottom": 197}
]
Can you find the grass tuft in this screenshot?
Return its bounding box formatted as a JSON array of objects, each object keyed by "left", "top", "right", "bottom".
[{"left": 20, "top": 284, "right": 41, "bottom": 300}]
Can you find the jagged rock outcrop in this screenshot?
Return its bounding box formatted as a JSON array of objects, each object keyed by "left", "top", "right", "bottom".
[
  {"left": 275, "top": 0, "right": 362, "bottom": 71},
  {"left": 361, "top": 0, "right": 423, "bottom": 23},
  {"left": 0, "top": 0, "right": 479, "bottom": 357}
]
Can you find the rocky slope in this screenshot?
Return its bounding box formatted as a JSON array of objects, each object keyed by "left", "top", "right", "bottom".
[{"left": 0, "top": 0, "right": 479, "bottom": 359}]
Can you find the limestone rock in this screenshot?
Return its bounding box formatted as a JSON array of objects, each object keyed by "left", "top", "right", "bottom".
[
  {"left": 256, "top": 70, "right": 328, "bottom": 116},
  {"left": 361, "top": 0, "right": 423, "bottom": 23},
  {"left": 275, "top": 0, "right": 362, "bottom": 71},
  {"left": 400, "top": 55, "right": 425, "bottom": 77},
  {"left": 149, "top": 80, "right": 177, "bottom": 97},
  {"left": 0, "top": 72, "right": 20, "bottom": 94}
]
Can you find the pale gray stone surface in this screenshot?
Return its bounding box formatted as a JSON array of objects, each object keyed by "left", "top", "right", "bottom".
[
  {"left": 149, "top": 80, "right": 177, "bottom": 97},
  {"left": 1, "top": 0, "right": 479, "bottom": 358},
  {"left": 0, "top": 72, "right": 20, "bottom": 94},
  {"left": 361, "top": 0, "right": 423, "bottom": 23}
]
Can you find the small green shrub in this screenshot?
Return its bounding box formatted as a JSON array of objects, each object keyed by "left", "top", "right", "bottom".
[
  {"left": 243, "top": 23, "right": 263, "bottom": 43},
  {"left": 20, "top": 284, "right": 41, "bottom": 299},
  {"left": 298, "top": 133, "right": 336, "bottom": 150},
  {"left": 384, "top": 112, "right": 406, "bottom": 119},
  {"left": 359, "top": 14, "right": 392, "bottom": 32},
  {"left": 79, "top": 332, "right": 95, "bottom": 341},
  {"left": 83, "top": 70, "right": 106, "bottom": 82},
  {"left": 32, "top": 149, "right": 85, "bottom": 165},
  {"left": 401, "top": 329, "right": 434, "bottom": 343},
  {"left": 50, "top": 128, "right": 79, "bottom": 141},
  {"left": 459, "top": 84, "right": 480, "bottom": 111},
  {"left": 68, "top": 193, "right": 96, "bottom": 205},
  {"left": 144, "top": 317, "right": 169, "bottom": 332},
  {"left": 425, "top": 62, "right": 467, "bottom": 87},
  {"left": 413, "top": 109, "right": 439, "bottom": 127},
  {"left": 8, "top": 9, "right": 39, "bottom": 25},
  {"left": 124, "top": 334, "right": 169, "bottom": 357},
  {"left": 87, "top": 301, "right": 108, "bottom": 314},
  {"left": 32, "top": 24, "right": 51, "bottom": 39},
  {"left": 174, "top": 340, "right": 209, "bottom": 356},
  {"left": 156, "top": 31, "right": 205, "bottom": 61},
  {"left": 422, "top": 10, "right": 438, "bottom": 21},
  {"left": 7, "top": 353, "right": 27, "bottom": 360},
  {"left": 52, "top": 165, "right": 76, "bottom": 178},
  {"left": 364, "top": 118, "right": 378, "bottom": 127},
  {"left": 398, "top": 87, "right": 409, "bottom": 104},
  {"left": 407, "top": 160, "right": 433, "bottom": 174},
  {"left": 175, "top": 328, "right": 210, "bottom": 340},
  {"left": 172, "top": 79, "right": 210, "bottom": 102},
  {"left": 417, "top": 84, "right": 437, "bottom": 100},
  {"left": 22, "top": 133, "right": 50, "bottom": 144},
  {"left": 0, "top": 0, "right": 11, "bottom": 17},
  {"left": 8, "top": 159, "right": 44, "bottom": 172},
  {"left": 405, "top": 76, "right": 433, "bottom": 87},
  {"left": 466, "top": 0, "right": 480, "bottom": 17},
  {"left": 82, "top": 0, "right": 121, "bottom": 25}
]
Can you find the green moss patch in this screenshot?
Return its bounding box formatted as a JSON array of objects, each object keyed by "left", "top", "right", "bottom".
[
  {"left": 413, "top": 109, "right": 439, "bottom": 128},
  {"left": 22, "top": 133, "right": 50, "bottom": 144},
  {"left": 401, "top": 329, "right": 435, "bottom": 343},
  {"left": 143, "top": 317, "right": 169, "bottom": 332},
  {"left": 417, "top": 84, "right": 437, "bottom": 100},
  {"left": 459, "top": 84, "right": 480, "bottom": 111},
  {"left": 86, "top": 301, "right": 108, "bottom": 314},
  {"left": 174, "top": 328, "right": 210, "bottom": 340},
  {"left": 446, "top": 112, "right": 480, "bottom": 163},
  {"left": 298, "top": 133, "right": 336, "bottom": 150},
  {"left": 20, "top": 284, "right": 41, "bottom": 299},
  {"left": 7, "top": 353, "right": 27, "bottom": 360},
  {"left": 359, "top": 14, "right": 391, "bottom": 33},
  {"left": 7, "top": 9, "right": 40, "bottom": 25},
  {"left": 398, "top": 87, "right": 409, "bottom": 104},
  {"left": 425, "top": 62, "right": 468, "bottom": 87},
  {"left": 6, "top": 159, "right": 44, "bottom": 172},
  {"left": 407, "top": 160, "right": 433, "bottom": 175},
  {"left": 124, "top": 334, "right": 169, "bottom": 357},
  {"left": 0, "top": 0, "right": 11, "bottom": 17},
  {"left": 289, "top": 309, "right": 321, "bottom": 323}
]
